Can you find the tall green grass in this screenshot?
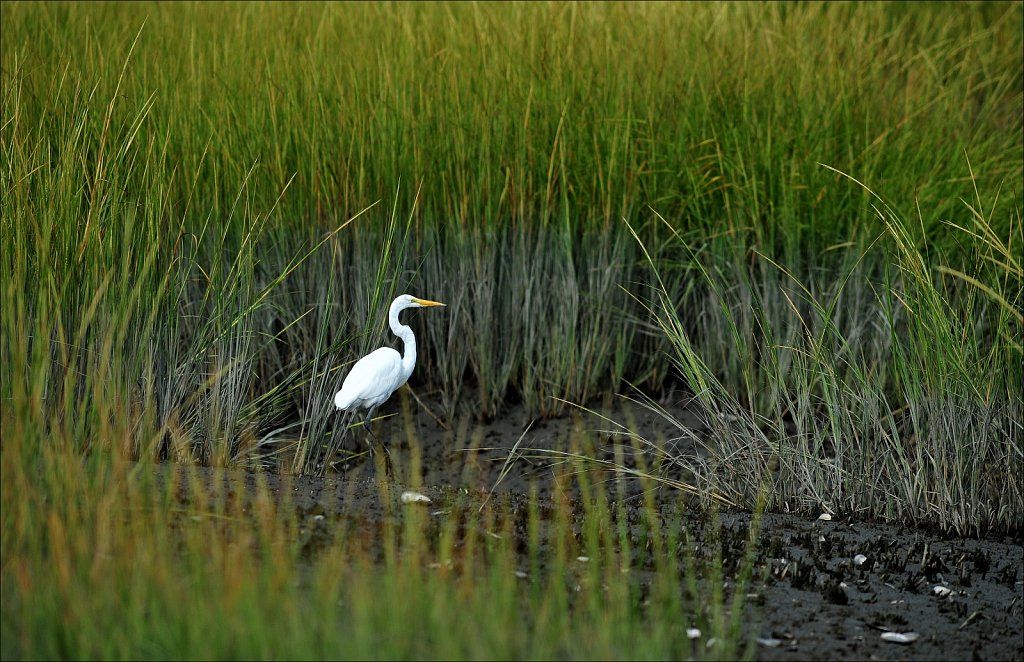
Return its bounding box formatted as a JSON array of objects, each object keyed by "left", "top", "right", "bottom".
[
  {"left": 631, "top": 171, "right": 1021, "bottom": 534},
  {"left": 1, "top": 2, "right": 1020, "bottom": 524},
  {"left": 4, "top": 1, "right": 1019, "bottom": 424},
  {"left": 1, "top": 429, "right": 761, "bottom": 660},
  {"left": 2, "top": 2, "right": 1021, "bottom": 658}
]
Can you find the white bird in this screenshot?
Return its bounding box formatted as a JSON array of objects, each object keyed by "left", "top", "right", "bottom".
[{"left": 334, "top": 294, "right": 446, "bottom": 444}]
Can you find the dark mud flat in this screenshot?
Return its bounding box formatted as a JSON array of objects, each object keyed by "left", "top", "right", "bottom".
[
  {"left": 318, "top": 388, "right": 705, "bottom": 500},
  {"left": 159, "top": 392, "right": 1024, "bottom": 661},
  {"left": 723, "top": 511, "right": 1022, "bottom": 661}
]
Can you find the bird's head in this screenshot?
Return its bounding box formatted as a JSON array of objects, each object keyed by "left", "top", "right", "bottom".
[{"left": 395, "top": 294, "right": 446, "bottom": 309}]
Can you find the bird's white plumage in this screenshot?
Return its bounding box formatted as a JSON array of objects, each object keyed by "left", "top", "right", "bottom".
[
  {"left": 334, "top": 347, "right": 404, "bottom": 411},
  {"left": 333, "top": 295, "right": 445, "bottom": 427}
]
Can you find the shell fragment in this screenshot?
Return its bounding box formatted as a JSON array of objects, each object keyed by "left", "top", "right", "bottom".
[
  {"left": 400, "top": 491, "right": 432, "bottom": 504},
  {"left": 881, "top": 632, "right": 919, "bottom": 644}
]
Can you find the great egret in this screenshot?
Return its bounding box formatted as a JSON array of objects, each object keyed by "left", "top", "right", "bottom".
[{"left": 334, "top": 294, "right": 446, "bottom": 455}]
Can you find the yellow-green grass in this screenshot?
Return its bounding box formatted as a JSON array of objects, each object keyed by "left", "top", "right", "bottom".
[
  {"left": 1, "top": 0, "right": 1020, "bottom": 590},
  {"left": 2, "top": 2, "right": 1021, "bottom": 657},
  {"left": 1, "top": 428, "right": 760, "bottom": 660}
]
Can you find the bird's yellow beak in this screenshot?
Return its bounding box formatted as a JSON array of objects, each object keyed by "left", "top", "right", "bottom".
[{"left": 413, "top": 297, "right": 446, "bottom": 307}]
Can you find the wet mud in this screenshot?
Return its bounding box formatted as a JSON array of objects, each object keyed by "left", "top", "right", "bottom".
[{"left": 156, "top": 389, "right": 1023, "bottom": 660}]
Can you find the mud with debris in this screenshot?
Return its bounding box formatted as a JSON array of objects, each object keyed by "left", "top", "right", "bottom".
[{"left": 157, "top": 389, "right": 1024, "bottom": 661}]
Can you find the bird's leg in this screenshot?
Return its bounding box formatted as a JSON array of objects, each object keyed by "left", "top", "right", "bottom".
[
  {"left": 363, "top": 408, "right": 378, "bottom": 442},
  {"left": 363, "top": 407, "right": 380, "bottom": 459},
  {"left": 363, "top": 406, "right": 393, "bottom": 479},
  {"left": 380, "top": 440, "right": 394, "bottom": 478}
]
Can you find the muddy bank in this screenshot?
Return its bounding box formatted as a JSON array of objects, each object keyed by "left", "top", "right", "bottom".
[
  {"left": 153, "top": 391, "right": 1023, "bottom": 660},
  {"left": 302, "top": 387, "right": 704, "bottom": 500}
]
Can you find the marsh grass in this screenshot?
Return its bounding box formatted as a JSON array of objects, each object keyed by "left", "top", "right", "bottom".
[
  {"left": 1, "top": 427, "right": 763, "bottom": 660},
  {"left": 629, "top": 172, "right": 1022, "bottom": 534},
  {"left": 2, "top": 2, "right": 1023, "bottom": 655},
  {"left": 4, "top": 1, "right": 1020, "bottom": 429}
]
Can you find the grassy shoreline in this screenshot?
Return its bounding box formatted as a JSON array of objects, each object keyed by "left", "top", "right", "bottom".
[
  {"left": 1, "top": 3, "right": 1022, "bottom": 655},
  {"left": 3, "top": 0, "right": 1020, "bottom": 520}
]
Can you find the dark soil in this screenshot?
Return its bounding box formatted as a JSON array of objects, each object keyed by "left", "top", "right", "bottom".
[{"left": 157, "top": 388, "right": 1024, "bottom": 661}]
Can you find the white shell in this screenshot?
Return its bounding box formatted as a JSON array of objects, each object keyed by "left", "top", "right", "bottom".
[
  {"left": 514, "top": 570, "right": 528, "bottom": 579},
  {"left": 756, "top": 637, "right": 782, "bottom": 647},
  {"left": 686, "top": 628, "right": 701, "bottom": 640},
  {"left": 933, "top": 585, "right": 952, "bottom": 597},
  {"left": 881, "top": 632, "right": 919, "bottom": 644},
  {"left": 576, "top": 556, "right": 590, "bottom": 562},
  {"left": 818, "top": 513, "right": 832, "bottom": 521},
  {"left": 400, "top": 491, "right": 432, "bottom": 504},
  {"left": 853, "top": 554, "right": 868, "bottom": 566}
]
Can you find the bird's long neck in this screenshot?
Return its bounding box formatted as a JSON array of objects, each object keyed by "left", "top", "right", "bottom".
[{"left": 389, "top": 301, "right": 417, "bottom": 383}]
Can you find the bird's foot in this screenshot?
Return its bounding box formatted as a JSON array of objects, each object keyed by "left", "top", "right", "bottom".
[{"left": 367, "top": 439, "right": 393, "bottom": 479}]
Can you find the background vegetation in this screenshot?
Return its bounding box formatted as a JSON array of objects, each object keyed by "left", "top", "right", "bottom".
[{"left": 2, "top": 1, "right": 1021, "bottom": 656}]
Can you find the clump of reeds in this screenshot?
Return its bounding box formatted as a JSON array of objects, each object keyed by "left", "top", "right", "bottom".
[
  {"left": 630, "top": 169, "right": 1022, "bottom": 535},
  {"left": 1, "top": 1, "right": 1019, "bottom": 522}
]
